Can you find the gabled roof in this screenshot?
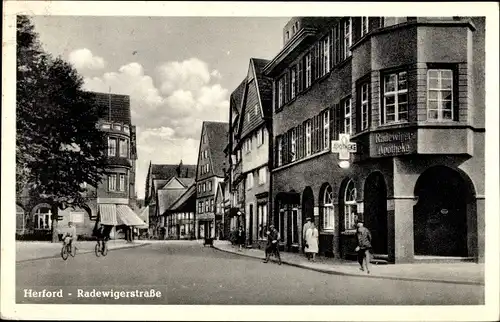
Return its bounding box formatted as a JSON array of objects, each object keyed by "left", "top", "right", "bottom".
[
  {"left": 169, "top": 184, "right": 196, "bottom": 211},
  {"left": 153, "top": 179, "right": 169, "bottom": 193},
  {"left": 251, "top": 58, "right": 273, "bottom": 117},
  {"left": 178, "top": 177, "right": 195, "bottom": 187},
  {"left": 204, "top": 121, "right": 229, "bottom": 178},
  {"left": 230, "top": 79, "right": 247, "bottom": 115},
  {"left": 157, "top": 189, "right": 188, "bottom": 216}
]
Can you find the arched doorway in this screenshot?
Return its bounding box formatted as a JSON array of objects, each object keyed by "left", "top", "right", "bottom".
[
  {"left": 302, "top": 186, "right": 315, "bottom": 229},
  {"left": 363, "top": 172, "right": 388, "bottom": 255},
  {"left": 413, "top": 166, "right": 474, "bottom": 257}
]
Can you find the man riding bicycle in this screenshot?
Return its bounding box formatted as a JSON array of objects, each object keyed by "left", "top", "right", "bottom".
[
  {"left": 94, "top": 223, "right": 112, "bottom": 252},
  {"left": 62, "top": 221, "right": 77, "bottom": 250}
]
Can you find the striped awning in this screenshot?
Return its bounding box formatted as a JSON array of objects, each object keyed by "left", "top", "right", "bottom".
[
  {"left": 99, "top": 204, "right": 118, "bottom": 225},
  {"left": 116, "top": 205, "right": 146, "bottom": 226}
]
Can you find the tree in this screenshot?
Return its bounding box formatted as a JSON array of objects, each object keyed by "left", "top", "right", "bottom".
[{"left": 17, "top": 16, "right": 108, "bottom": 242}]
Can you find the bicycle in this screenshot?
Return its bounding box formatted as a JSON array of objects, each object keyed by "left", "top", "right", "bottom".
[
  {"left": 61, "top": 239, "right": 77, "bottom": 260},
  {"left": 95, "top": 239, "right": 108, "bottom": 257}
]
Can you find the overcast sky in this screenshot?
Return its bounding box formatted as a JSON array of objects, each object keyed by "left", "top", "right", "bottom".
[{"left": 31, "top": 16, "right": 290, "bottom": 199}]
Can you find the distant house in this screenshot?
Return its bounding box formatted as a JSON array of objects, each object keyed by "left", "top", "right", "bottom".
[
  {"left": 195, "top": 121, "right": 229, "bottom": 239},
  {"left": 165, "top": 182, "right": 197, "bottom": 239},
  {"left": 144, "top": 161, "right": 196, "bottom": 237}
]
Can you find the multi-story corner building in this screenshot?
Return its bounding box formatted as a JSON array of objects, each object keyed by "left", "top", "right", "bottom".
[
  {"left": 226, "top": 58, "right": 274, "bottom": 249},
  {"left": 16, "top": 91, "right": 144, "bottom": 239},
  {"left": 195, "top": 121, "right": 229, "bottom": 239},
  {"left": 144, "top": 161, "right": 196, "bottom": 238},
  {"left": 264, "top": 17, "right": 485, "bottom": 263}
]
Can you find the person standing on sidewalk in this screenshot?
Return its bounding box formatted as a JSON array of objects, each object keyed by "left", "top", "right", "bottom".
[
  {"left": 237, "top": 226, "right": 245, "bottom": 251},
  {"left": 304, "top": 222, "right": 319, "bottom": 262},
  {"left": 302, "top": 217, "right": 313, "bottom": 260},
  {"left": 355, "top": 220, "right": 372, "bottom": 274},
  {"left": 263, "top": 225, "right": 281, "bottom": 265}
]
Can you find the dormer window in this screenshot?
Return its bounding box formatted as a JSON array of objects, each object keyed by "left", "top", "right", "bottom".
[
  {"left": 286, "top": 31, "right": 290, "bottom": 41},
  {"left": 102, "top": 123, "right": 111, "bottom": 130},
  {"left": 113, "top": 124, "right": 121, "bottom": 131},
  {"left": 123, "top": 125, "right": 130, "bottom": 134}
]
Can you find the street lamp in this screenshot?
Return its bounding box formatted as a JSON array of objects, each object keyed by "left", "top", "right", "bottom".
[{"left": 338, "top": 160, "right": 350, "bottom": 169}]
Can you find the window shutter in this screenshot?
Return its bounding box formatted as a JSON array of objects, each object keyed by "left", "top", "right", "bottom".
[
  {"left": 297, "top": 60, "right": 303, "bottom": 93},
  {"left": 284, "top": 72, "right": 289, "bottom": 103},
  {"left": 311, "top": 46, "right": 316, "bottom": 81},
  {"left": 283, "top": 133, "right": 288, "bottom": 165},
  {"left": 274, "top": 81, "right": 279, "bottom": 111},
  {"left": 329, "top": 105, "right": 334, "bottom": 143},
  {"left": 329, "top": 28, "right": 334, "bottom": 69},
  {"left": 319, "top": 111, "right": 325, "bottom": 151},
  {"left": 316, "top": 115, "right": 321, "bottom": 153}
]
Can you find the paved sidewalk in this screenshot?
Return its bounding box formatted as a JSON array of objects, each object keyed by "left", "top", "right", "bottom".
[
  {"left": 16, "top": 239, "right": 149, "bottom": 262},
  {"left": 213, "top": 241, "right": 484, "bottom": 286}
]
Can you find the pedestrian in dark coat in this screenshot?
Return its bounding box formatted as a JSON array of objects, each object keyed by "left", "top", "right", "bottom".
[
  {"left": 355, "top": 220, "right": 372, "bottom": 274},
  {"left": 237, "top": 226, "right": 245, "bottom": 251}
]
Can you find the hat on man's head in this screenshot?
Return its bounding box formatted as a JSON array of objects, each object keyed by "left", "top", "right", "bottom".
[{"left": 306, "top": 217, "right": 312, "bottom": 221}]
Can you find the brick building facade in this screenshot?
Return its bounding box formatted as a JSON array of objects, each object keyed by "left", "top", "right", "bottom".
[{"left": 264, "top": 17, "right": 485, "bottom": 263}]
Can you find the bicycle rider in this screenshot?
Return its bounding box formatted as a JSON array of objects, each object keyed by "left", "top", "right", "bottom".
[{"left": 62, "top": 221, "right": 77, "bottom": 251}]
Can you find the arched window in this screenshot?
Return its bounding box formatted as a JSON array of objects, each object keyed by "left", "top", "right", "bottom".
[
  {"left": 322, "top": 185, "right": 335, "bottom": 230},
  {"left": 34, "top": 206, "right": 52, "bottom": 230},
  {"left": 344, "top": 180, "right": 358, "bottom": 231}
]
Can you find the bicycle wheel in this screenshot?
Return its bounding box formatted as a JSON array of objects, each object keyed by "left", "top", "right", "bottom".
[
  {"left": 95, "top": 243, "right": 101, "bottom": 257},
  {"left": 70, "top": 244, "right": 76, "bottom": 257},
  {"left": 61, "top": 245, "right": 69, "bottom": 260},
  {"left": 102, "top": 243, "right": 108, "bottom": 256}
]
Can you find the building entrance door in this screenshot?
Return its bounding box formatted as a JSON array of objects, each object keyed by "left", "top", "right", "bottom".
[
  {"left": 248, "top": 204, "right": 253, "bottom": 245},
  {"left": 413, "top": 166, "right": 471, "bottom": 257},
  {"left": 363, "top": 172, "right": 388, "bottom": 255}
]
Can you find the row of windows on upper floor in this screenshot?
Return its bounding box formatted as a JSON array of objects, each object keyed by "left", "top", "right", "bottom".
[
  {"left": 245, "top": 166, "right": 268, "bottom": 191},
  {"left": 274, "top": 16, "right": 458, "bottom": 113},
  {"left": 108, "top": 137, "right": 129, "bottom": 158},
  {"left": 107, "top": 173, "right": 128, "bottom": 192},
  {"left": 275, "top": 67, "right": 457, "bottom": 168},
  {"left": 101, "top": 122, "right": 131, "bottom": 134},
  {"left": 198, "top": 198, "right": 215, "bottom": 214},
  {"left": 233, "top": 127, "right": 268, "bottom": 164},
  {"left": 197, "top": 180, "right": 213, "bottom": 194},
  {"left": 199, "top": 163, "right": 211, "bottom": 175}
]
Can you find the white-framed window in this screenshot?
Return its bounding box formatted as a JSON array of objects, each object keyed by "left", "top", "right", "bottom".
[
  {"left": 305, "top": 53, "right": 312, "bottom": 88},
  {"left": 383, "top": 71, "right": 408, "bottom": 123},
  {"left": 344, "top": 98, "right": 352, "bottom": 135},
  {"left": 277, "top": 136, "right": 283, "bottom": 166},
  {"left": 323, "top": 109, "right": 330, "bottom": 150},
  {"left": 247, "top": 173, "right": 254, "bottom": 190},
  {"left": 203, "top": 182, "right": 206, "bottom": 192},
  {"left": 361, "top": 17, "right": 369, "bottom": 36},
  {"left": 205, "top": 200, "right": 209, "bottom": 212},
  {"left": 113, "top": 124, "right": 121, "bottom": 131},
  {"left": 344, "top": 180, "right": 358, "bottom": 231},
  {"left": 208, "top": 180, "right": 212, "bottom": 191},
  {"left": 108, "top": 138, "right": 117, "bottom": 157},
  {"left": 108, "top": 174, "right": 117, "bottom": 191},
  {"left": 305, "top": 120, "right": 312, "bottom": 156},
  {"left": 344, "top": 18, "right": 352, "bottom": 58},
  {"left": 102, "top": 123, "right": 111, "bottom": 130},
  {"left": 258, "top": 167, "right": 267, "bottom": 185},
  {"left": 203, "top": 134, "right": 207, "bottom": 144},
  {"left": 278, "top": 77, "right": 284, "bottom": 107},
  {"left": 198, "top": 201, "right": 203, "bottom": 214},
  {"left": 323, "top": 185, "right": 335, "bottom": 230},
  {"left": 361, "top": 83, "right": 370, "bottom": 131},
  {"left": 206, "top": 163, "right": 210, "bottom": 173},
  {"left": 291, "top": 129, "right": 297, "bottom": 161},
  {"left": 34, "top": 206, "right": 52, "bottom": 230},
  {"left": 123, "top": 125, "right": 130, "bottom": 134},
  {"left": 198, "top": 184, "right": 201, "bottom": 193},
  {"left": 119, "top": 174, "right": 125, "bottom": 191},
  {"left": 247, "top": 112, "right": 251, "bottom": 122},
  {"left": 119, "top": 139, "right": 128, "bottom": 157},
  {"left": 254, "top": 104, "right": 259, "bottom": 116},
  {"left": 258, "top": 204, "right": 268, "bottom": 240},
  {"left": 427, "top": 69, "right": 453, "bottom": 121},
  {"left": 291, "top": 67, "right": 296, "bottom": 99},
  {"left": 323, "top": 36, "right": 330, "bottom": 75},
  {"left": 210, "top": 199, "right": 214, "bottom": 212}
]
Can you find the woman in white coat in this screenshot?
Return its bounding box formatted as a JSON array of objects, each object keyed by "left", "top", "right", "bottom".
[{"left": 304, "top": 222, "right": 319, "bottom": 262}]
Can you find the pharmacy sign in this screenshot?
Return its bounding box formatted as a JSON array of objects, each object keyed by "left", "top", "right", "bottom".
[{"left": 331, "top": 134, "right": 357, "bottom": 160}]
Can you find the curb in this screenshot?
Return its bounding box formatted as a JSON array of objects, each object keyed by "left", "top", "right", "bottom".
[
  {"left": 213, "top": 245, "right": 484, "bottom": 286},
  {"left": 16, "top": 242, "right": 150, "bottom": 263}
]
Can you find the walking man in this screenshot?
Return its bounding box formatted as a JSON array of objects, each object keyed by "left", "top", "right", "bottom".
[
  {"left": 263, "top": 224, "right": 281, "bottom": 265},
  {"left": 355, "top": 220, "right": 372, "bottom": 274}
]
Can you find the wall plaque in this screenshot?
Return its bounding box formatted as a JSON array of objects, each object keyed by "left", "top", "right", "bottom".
[{"left": 370, "top": 129, "right": 417, "bottom": 157}]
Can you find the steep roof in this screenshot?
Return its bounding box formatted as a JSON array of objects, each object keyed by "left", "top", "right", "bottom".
[
  {"left": 157, "top": 189, "right": 188, "bottom": 216},
  {"left": 230, "top": 79, "right": 247, "bottom": 115},
  {"left": 251, "top": 58, "right": 273, "bottom": 117},
  {"left": 169, "top": 184, "right": 196, "bottom": 211},
  {"left": 205, "top": 121, "right": 229, "bottom": 177},
  {"left": 178, "top": 177, "right": 195, "bottom": 187},
  {"left": 151, "top": 164, "right": 196, "bottom": 180}
]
